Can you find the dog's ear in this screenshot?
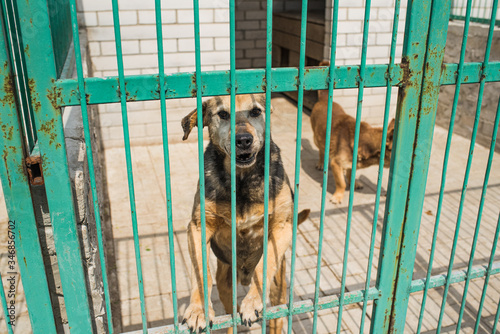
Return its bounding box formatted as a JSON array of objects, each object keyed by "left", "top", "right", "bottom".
[
  {"left": 386, "top": 118, "right": 396, "bottom": 150},
  {"left": 181, "top": 101, "right": 209, "bottom": 140},
  {"left": 297, "top": 209, "right": 310, "bottom": 226}
]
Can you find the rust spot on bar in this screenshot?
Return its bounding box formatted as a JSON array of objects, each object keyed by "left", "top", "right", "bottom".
[
  {"left": 39, "top": 119, "right": 57, "bottom": 146},
  {"left": 25, "top": 155, "right": 44, "bottom": 186},
  {"left": 46, "top": 81, "right": 63, "bottom": 110},
  {"left": 28, "top": 78, "right": 41, "bottom": 112},
  {"left": 1, "top": 124, "right": 13, "bottom": 141},
  {"left": 2, "top": 149, "right": 11, "bottom": 188},
  {"left": 261, "top": 77, "right": 267, "bottom": 92},
  {"left": 124, "top": 82, "right": 137, "bottom": 101},
  {"left": 191, "top": 73, "right": 198, "bottom": 97},
  {"left": 398, "top": 57, "right": 412, "bottom": 88},
  {"left": 1, "top": 72, "right": 16, "bottom": 108},
  {"left": 24, "top": 44, "right": 30, "bottom": 58}
]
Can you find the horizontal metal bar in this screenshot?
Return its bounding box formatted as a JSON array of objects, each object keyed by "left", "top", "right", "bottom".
[
  {"left": 441, "top": 62, "right": 500, "bottom": 85},
  {"left": 450, "top": 14, "right": 500, "bottom": 26},
  {"left": 54, "top": 65, "right": 404, "bottom": 106},
  {"left": 123, "top": 287, "right": 380, "bottom": 334},
  {"left": 53, "top": 62, "right": 500, "bottom": 107},
  {"left": 410, "top": 262, "right": 500, "bottom": 293}
]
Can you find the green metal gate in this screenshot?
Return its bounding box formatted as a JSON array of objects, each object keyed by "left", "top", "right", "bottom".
[{"left": 0, "top": 0, "right": 499, "bottom": 332}]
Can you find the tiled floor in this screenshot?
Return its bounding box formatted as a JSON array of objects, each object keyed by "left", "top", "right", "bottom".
[
  {"left": 104, "top": 95, "right": 500, "bottom": 333},
  {"left": 0, "top": 93, "right": 499, "bottom": 333}
]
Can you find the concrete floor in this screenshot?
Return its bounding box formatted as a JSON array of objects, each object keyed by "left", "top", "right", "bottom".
[
  {"left": 0, "top": 185, "right": 30, "bottom": 332},
  {"left": 104, "top": 94, "right": 500, "bottom": 333},
  {"left": 0, "top": 93, "right": 499, "bottom": 333}
]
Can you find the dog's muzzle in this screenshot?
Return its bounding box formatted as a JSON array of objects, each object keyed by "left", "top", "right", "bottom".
[{"left": 235, "top": 133, "right": 256, "bottom": 167}]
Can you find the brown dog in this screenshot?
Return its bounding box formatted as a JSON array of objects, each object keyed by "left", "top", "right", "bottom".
[
  {"left": 310, "top": 63, "right": 395, "bottom": 204},
  {"left": 181, "top": 94, "right": 310, "bottom": 333}
]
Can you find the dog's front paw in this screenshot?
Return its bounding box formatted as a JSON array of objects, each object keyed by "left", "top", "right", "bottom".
[
  {"left": 182, "top": 303, "right": 214, "bottom": 333},
  {"left": 315, "top": 161, "right": 324, "bottom": 170},
  {"left": 240, "top": 293, "right": 263, "bottom": 327},
  {"left": 330, "top": 192, "right": 343, "bottom": 204}
]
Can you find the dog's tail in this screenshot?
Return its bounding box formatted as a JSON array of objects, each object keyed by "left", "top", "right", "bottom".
[
  {"left": 297, "top": 209, "right": 311, "bottom": 226},
  {"left": 318, "top": 60, "right": 331, "bottom": 102}
]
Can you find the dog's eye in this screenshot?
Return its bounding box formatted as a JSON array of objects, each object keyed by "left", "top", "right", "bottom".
[
  {"left": 218, "top": 110, "right": 230, "bottom": 120},
  {"left": 249, "top": 107, "right": 262, "bottom": 117}
]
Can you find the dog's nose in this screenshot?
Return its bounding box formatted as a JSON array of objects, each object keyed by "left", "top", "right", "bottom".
[{"left": 235, "top": 133, "right": 253, "bottom": 150}]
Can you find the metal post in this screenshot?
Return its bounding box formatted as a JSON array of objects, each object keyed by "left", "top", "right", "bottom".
[{"left": 13, "top": 0, "right": 94, "bottom": 331}]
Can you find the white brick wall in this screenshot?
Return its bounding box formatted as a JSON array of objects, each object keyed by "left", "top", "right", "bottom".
[
  {"left": 324, "top": 0, "right": 408, "bottom": 124},
  {"left": 78, "top": 0, "right": 230, "bottom": 77},
  {"left": 78, "top": 0, "right": 408, "bottom": 146}
]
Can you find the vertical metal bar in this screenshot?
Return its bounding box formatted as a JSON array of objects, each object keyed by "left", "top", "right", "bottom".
[
  {"left": 287, "top": 0, "right": 308, "bottom": 332},
  {"left": 416, "top": 1, "right": 473, "bottom": 332},
  {"left": 14, "top": 0, "right": 94, "bottom": 330},
  {"left": 229, "top": 0, "right": 238, "bottom": 332},
  {"left": 359, "top": 0, "right": 401, "bottom": 332},
  {"left": 492, "top": 274, "right": 500, "bottom": 333},
  {"left": 475, "top": 210, "right": 500, "bottom": 332},
  {"left": 389, "top": 0, "right": 452, "bottom": 329},
  {"left": 154, "top": 1, "right": 179, "bottom": 332},
  {"left": 312, "top": 0, "right": 338, "bottom": 331},
  {"left": 260, "top": 0, "right": 272, "bottom": 332},
  {"left": 0, "top": 272, "right": 13, "bottom": 334},
  {"left": 457, "top": 84, "right": 500, "bottom": 333},
  {"left": 338, "top": 0, "right": 371, "bottom": 331},
  {"left": 0, "top": 15, "right": 56, "bottom": 332},
  {"left": 370, "top": 0, "right": 432, "bottom": 330},
  {"left": 110, "top": 0, "right": 148, "bottom": 331},
  {"left": 68, "top": 0, "right": 113, "bottom": 332},
  {"left": 1, "top": 0, "right": 37, "bottom": 151},
  {"left": 192, "top": 0, "right": 211, "bottom": 332},
  {"left": 436, "top": 0, "right": 498, "bottom": 330}
]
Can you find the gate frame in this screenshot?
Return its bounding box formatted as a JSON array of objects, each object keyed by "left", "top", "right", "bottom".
[
  {"left": 0, "top": 9, "right": 57, "bottom": 333},
  {"left": 370, "top": 0, "right": 454, "bottom": 331},
  {"left": 11, "top": 0, "right": 95, "bottom": 331}
]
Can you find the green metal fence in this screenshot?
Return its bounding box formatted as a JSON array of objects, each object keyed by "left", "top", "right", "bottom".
[
  {"left": 0, "top": 0, "right": 499, "bottom": 333},
  {"left": 451, "top": 0, "right": 500, "bottom": 25}
]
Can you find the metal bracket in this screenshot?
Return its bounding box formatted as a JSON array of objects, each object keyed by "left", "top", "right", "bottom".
[{"left": 25, "top": 155, "right": 44, "bottom": 185}]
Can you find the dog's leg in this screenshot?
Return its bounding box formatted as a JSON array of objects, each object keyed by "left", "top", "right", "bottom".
[
  {"left": 330, "top": 159, "right": 346, "bottom": 204},
  {"left": 183, "top": 220, "right": 215, "bottom": 333},
  {"left": 216, "top": 259, "right": 236, "bottom": 334},
  {"left": 269, "top": 256, "right": 286, "bottom": 334},
  {"left": 346, "top": 168, "right": 363, "bottom": 190},
  {"left": 240, "top": 221, "right": 293, "bottom": 327}
]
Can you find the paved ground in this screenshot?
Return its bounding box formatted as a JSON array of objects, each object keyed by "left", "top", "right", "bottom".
[
  {"left": 0, "top": 93, "right": 499, "bottom": 333},
  {"left": 0, "top": 187, "right": 31, "bottom": 332},
  {"left": 104, "top": 94, "right": 500, "bottom": 333}
]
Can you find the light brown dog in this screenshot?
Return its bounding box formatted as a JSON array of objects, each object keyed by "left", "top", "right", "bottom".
[
  {"left": 310, "top": 63, "right": 395, "bottom": 204},
  {"left": 181, "top": 94, "right": 310, "bottom": 333}
]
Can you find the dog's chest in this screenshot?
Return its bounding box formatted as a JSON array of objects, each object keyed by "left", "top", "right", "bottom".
[{"left": 211, "top": 224, "right": 264, "bottom": 278}]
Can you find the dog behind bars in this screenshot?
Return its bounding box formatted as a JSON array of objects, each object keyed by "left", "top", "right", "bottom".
[{"left": 181, "top": 94, "right": 309, "bottom": 333}]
